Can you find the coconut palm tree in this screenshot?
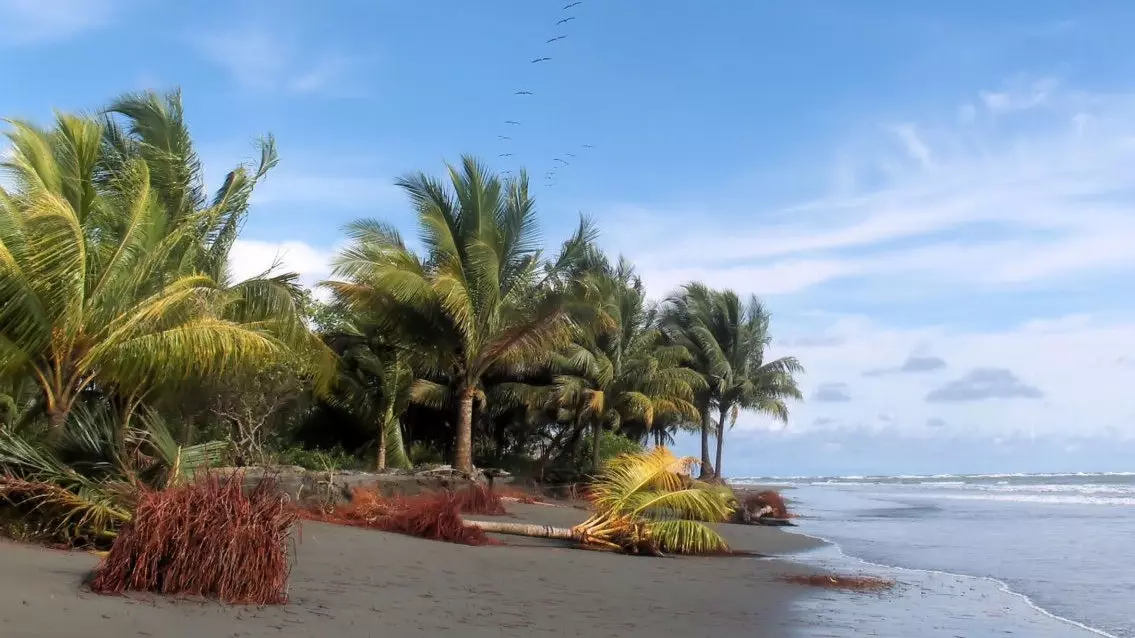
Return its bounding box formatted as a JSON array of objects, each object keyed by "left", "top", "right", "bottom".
[
  {"left": 324, "top": 158, "right": 593, "bottom": 474},
  {"left": 466, "top": 446, "right": 733, "bottom": 554},
  {"left": 546, "top": 259, "right": 703, "bottom": 471},
  {"left": 0, "top": 94, "right": 328, "bottom": 437},
  {"left": 326, "top": 329, "right": 413, "bottom": 470},
  {"left": 708, "top": 294, "right": 803, "bottom": 480},
  {"left": 661, "top": 283, "right": 730, "bottom": 477}
]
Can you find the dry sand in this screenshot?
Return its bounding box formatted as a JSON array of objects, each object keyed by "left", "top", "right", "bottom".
[{"left": 0, "top": 503, "right": 824, "bottom": 638}]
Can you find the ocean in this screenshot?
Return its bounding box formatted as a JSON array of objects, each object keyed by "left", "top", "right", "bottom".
[{"left": 733, "top": 473, "right": 1135, "bottom": 637}]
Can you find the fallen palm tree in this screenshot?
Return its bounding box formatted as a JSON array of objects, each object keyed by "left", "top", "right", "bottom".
[
  {"left": 89, "top": 474, "right": 295, "bottom": 604},
  {"left": 466, "top": 447, "right": 735, "bottom": 555}
]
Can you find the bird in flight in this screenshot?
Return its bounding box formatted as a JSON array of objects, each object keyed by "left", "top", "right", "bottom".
[
  {"left": 563, "top": 1, "right": 582, "bottom": 8},
  {"left": 556, "top": 17, "right": 576, "bottom": 25},
  {"left": 514, "top": 90, "right": 533, "bottom": 95},
  {"left": 546, "top": 35, "right": 567, "bottom": 44},
  {"left": 554, "top": 158, "right": 570, "bottom": 165},
  {"left": 498, "top": 135, "right": 511, "bottom": 140},
  {"left": 531, "top": 56, "right": 552, "bottom": 63},
  {"left": 582, "top": 144, "right": 594, "bottom": 148},
  {"left": 505, "top": 120, "right": 521, "bottom": 125},
  {"left": 565, "top": 152, "right": 576, "bottom": 158},
  {"left": 499, "top": 153, "right": 514, "bottom": 157}
]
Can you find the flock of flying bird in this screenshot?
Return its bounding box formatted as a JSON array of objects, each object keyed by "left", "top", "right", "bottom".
[{"left": 497, "top": 1, "right": 593, "bottom": 189}]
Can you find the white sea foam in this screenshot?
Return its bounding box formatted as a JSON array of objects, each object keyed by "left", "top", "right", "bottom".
[{"left": 789, "top": 530, "right": 1121, "bottom": 638}]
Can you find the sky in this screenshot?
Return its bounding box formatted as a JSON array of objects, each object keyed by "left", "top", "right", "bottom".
[{"left": 3, "top": 0, "right": 1135, "bottom": 477}]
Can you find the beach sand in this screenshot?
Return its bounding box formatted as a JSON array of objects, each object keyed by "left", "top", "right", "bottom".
[{"left": 0, "top": 503, "right": 824, "bottom": 638}]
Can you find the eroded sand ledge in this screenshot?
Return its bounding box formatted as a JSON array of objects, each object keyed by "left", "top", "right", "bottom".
[{"left": 0, "top": 502, "right": 825, "bottom": 638}]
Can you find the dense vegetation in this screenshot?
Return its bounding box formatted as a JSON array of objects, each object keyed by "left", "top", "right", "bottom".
[{"left": 0, "top": 90, "right": 802, "bottom": 542}]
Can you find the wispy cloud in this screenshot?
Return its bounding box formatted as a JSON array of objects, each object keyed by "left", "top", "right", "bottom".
[
  {"left": 864, "top": 355, "right": 947, "bottom": 377},
  {"left": 604, "top": 78, "right": 1135, "bottom": 299},
  {"left": 0, "top": 0, "right": 117, "bottom": 45},
  {"left": 926, "top": 368, "right": 1044, "bottom": 403},
  {"left": 813, "top": 383, "right": 852, "bottom": 403},
  {"left": 191, "top": 27, "right": 365, "bottom": 95}
]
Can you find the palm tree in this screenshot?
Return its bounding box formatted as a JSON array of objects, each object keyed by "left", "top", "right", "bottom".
[
  {"left": 326, "top": 329, "right": 413, "bottom": 470},
  {"left": 324, "top": 157, "right": 592, "bottom": 474},
  {"left": 522, "top": 258, "right": 703, "bottom": 472},
  {"left": 708, "top": 294, "right": 802, "bottom": 480},
  {"left": 466, "top": 447, "right": 734, "bottom": 555},
  {"left": 661, "top": 284, "right": 730, "bottom": 477},
  {"left": 0, "top": 93, "right": 329, "bottom": 436}
]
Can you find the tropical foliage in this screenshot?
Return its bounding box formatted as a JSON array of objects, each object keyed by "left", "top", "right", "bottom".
[{"left": 0, "top": 89, "right": 803, "bottom": 545}]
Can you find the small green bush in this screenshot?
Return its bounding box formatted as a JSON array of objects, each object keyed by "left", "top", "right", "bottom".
[
  {"left": 408, "top": 441, "right": 444, "bottom": 467},
  {"left": 271, "top": 445, "right": 364, "bottom": 471},
  {"left": 580, "top": 431, "right": 645, "bottom": 469}
]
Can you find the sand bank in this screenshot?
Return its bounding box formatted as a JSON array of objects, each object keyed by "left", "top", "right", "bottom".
[{"left": 0, "top": 503, "right": 824, "bottom": 638}]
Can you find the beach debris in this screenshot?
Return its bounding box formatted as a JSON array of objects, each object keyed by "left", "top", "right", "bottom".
[
  {"left": 89, "top": 474, "right": 294, "bottom": 605},
  {"left": 780, "top": 573, "right": 895, "bottom": 593},
  {"left": 300, "top": 486, "right": 494, "bottom": 546},
  {"left": 733, "top": 490, "right": 791, "bottom": 524}
]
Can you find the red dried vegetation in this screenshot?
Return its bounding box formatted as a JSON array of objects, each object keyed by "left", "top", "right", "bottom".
[
  {"left": 493, "top": 486, "right": 546, "bottom": 505},
  {"left": 89, "top": 475, "right": 295, "bottom": 605},
  {"left": 743, "top": 490, "right": 791, "bottom": 519},
  {"left": 300, "top": 487, "right": 493, "bottom": 546},
  {"left": 781, "top": 573, "right": 895, "bottom": 592},
  {"left": 451, "top": 484, "right": 506, "bottom": 515}
]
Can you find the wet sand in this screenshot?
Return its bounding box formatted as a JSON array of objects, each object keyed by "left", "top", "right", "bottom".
[{"left": 0, "top": 503, "right": 824, "bottom": 638}]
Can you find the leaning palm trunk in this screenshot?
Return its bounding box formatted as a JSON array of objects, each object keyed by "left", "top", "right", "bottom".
[{"left": 470, "top": 447, "right": 733, "bottom": 555}]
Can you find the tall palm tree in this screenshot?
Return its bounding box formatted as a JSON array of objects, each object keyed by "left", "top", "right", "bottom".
[
  {"left": 0, "top": 94, "right": 327, "bottom": 436},
  {"left": 324, "top": 157, "right": 591, "bottom": 474},
  {"left": 661, "top": 284, "right": 730, "bottom": 477},
  {"left": 708, "top": 294, "right": 802, "bottom": 480},
  {"left": 529, "top": 258, "right": 702, "bottom": 471}
]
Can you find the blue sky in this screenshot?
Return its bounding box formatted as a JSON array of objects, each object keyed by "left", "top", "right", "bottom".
[{"left": 4, "top": 0, "right": 1135, "bottom": 476}]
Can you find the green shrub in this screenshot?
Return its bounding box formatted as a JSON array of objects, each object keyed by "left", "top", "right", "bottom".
[
  {"left": 408, "top": 441, "right": 444, "bottom": 467},
  {"left": 580, "top": 431, "right": 645, "bottom": 469},
  {"left": 271, "top": 445, "right": 364, "bottom": 471}
]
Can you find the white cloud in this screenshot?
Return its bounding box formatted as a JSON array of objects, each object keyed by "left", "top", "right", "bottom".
[
  {"left": 891, "top": 123, "right": 934, "bottom": 169},
  {"left": 602, "top": 80, "right": 1135, "bottom": 298},
  {"left": 751, "top": 314, "right": 1135, "bottom": 439},
  {"left": 228, "top": 239, "right": 335, "bottom": 292},
  {"left": 0, "top": 0, "right": 116, "bottom": 45},
  {"left": 979, "top": 77, "right": 1059, "bottom": 114},
  {"left": 191, "top": 28, "right": 364, "bottom": 95}
]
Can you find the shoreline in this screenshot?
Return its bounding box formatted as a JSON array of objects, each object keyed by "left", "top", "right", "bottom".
[{"left": 0, "top": 501, "right": 828, "bottom": 638}]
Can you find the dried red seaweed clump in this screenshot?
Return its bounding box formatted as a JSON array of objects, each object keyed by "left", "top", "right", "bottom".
[
  {"left": 781, "top": 573, "right": 895, "bottom": 592},
  {"left": 89, "top": 474, "right": 295, "bottom": 605},
  {"left": 299, "top": 487, "right": 493, "bottom": 546},
  {"left": 451, "top": 484, "right": 507, "bottom": 515},
  {"left": 743, "top": 490, "right": 791, "bottom": 519}
]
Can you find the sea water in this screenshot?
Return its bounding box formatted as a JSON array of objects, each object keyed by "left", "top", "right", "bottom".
[{"left": 733, "top": 473, "right": 1135, "bottom": 637}]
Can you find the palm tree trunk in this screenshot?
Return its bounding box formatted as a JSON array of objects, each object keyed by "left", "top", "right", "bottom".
[
  {"left": 464, "top": 519, "right": 577, "bottom": 540},
  {"left": 699, "top": 404, "right": 715, "bottom": 479},
  {"left": 455, "top": 384, "right": 475, "bottom": 474},
  {"left": 713, "top": 407, "right": 727, "bottom": 480},
  {"left": 591, "top": 420, "right": 602, "bottom": 472},
  {"left": 376, "top": 409, "right": 389, "bottom": 471}
]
